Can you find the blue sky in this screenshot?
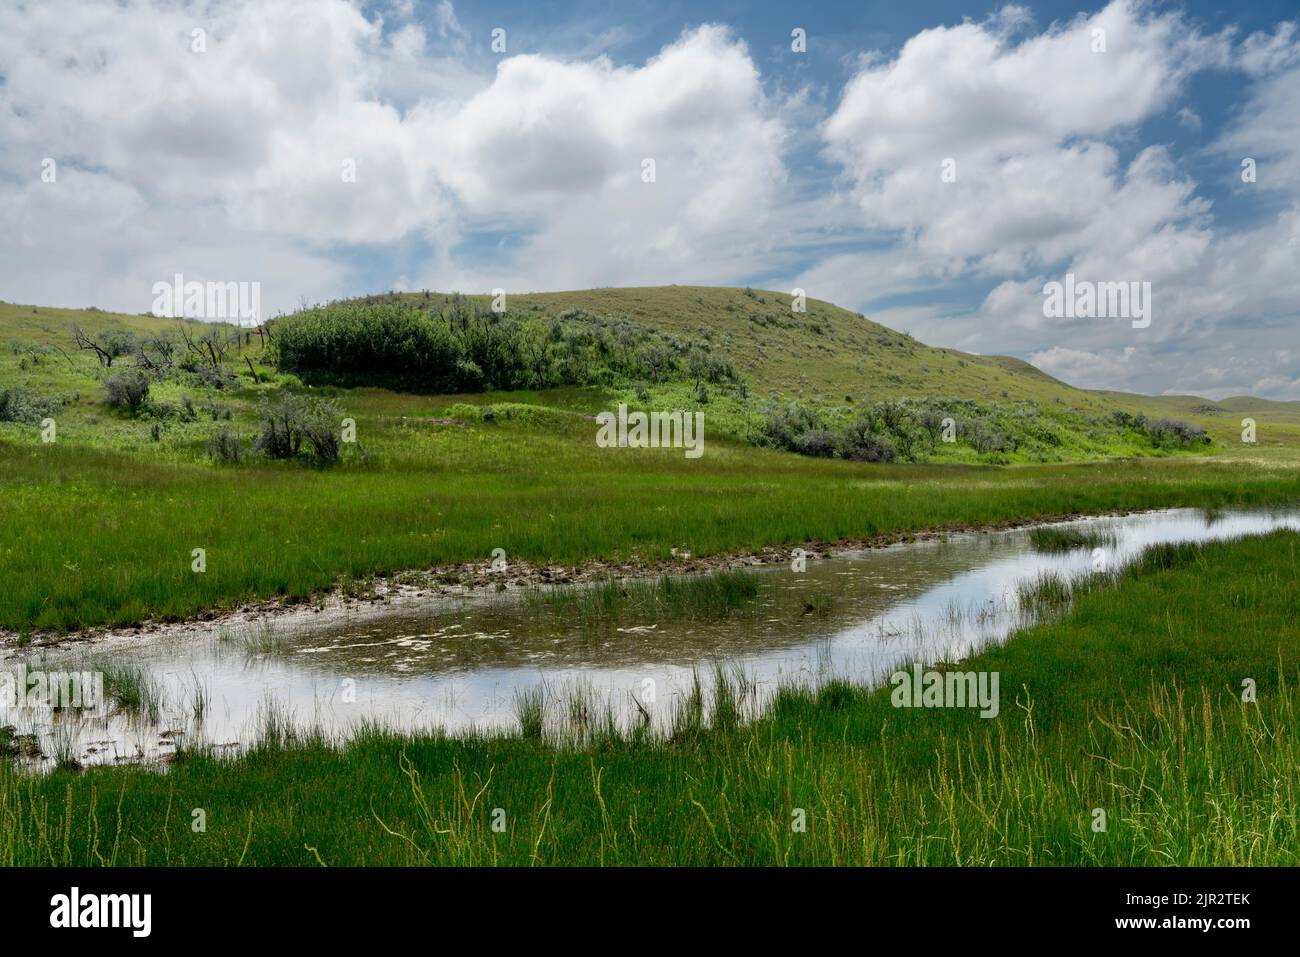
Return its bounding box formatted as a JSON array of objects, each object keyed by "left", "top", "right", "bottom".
[{"left": 2, "top": 0, "right": 1298, "bottom": 399}]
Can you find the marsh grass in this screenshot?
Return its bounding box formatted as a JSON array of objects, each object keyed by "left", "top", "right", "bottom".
[
  {"left": 1028, "top": 524, "right": 1119, "bottom": 552},
  {"left": 188, "top": 673, "right": 209, "bottom": 724},
  {"left": 531, "top": 571, "right": 762, "bottom": 625},
  {"left": 513, "top": 687, "right": 545, "bottom": 742},
  {"left": 217, "top": 621, "right": 284, "bottom": 657},
  {"left": 3, "top": 429, "right": 1297, "bottom": 635},
  {"left": 100, "top": 664, "right": 163, "bottom": 722},
  {"left": 4, "top": 293, "right": 1300, "bottom": 639},
  {"left": 1015, "top": 570, "right": 1074, "bottom": 616}
]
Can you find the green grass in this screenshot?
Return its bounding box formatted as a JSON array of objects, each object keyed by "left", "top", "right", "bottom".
[
  {"left": 6, "top": 291, "right": 1300, "bottom": 454},
  {"left": 370, "top": 287, "right": 1300, "bottom": 452},
  {"left": 1016, "top": 570, "right": 1075, "bottom": 615},
  {"left": 1028, "top": 525, "right": 1119, "bottom": 552},
  {"left": 99, "top": 664, "right": 163, "bottom": 721},
  {"left": 531, "top": 571, "right": 762, "bottom": 624},
  {"left": 3, "top": 531, "right": 1297, "bottom": 866},
  {"left": 4, "top": 436, "right": 1299, "bottom": 634}
]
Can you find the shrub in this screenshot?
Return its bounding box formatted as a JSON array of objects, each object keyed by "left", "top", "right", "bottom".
[
  {"left": 253, "top": 393, "right": 341, "bottom": 463},
  {"left": 763, "top": 402, "right": 823, "bottom": 450},
  {"left": 103, "top": 371, "right": 150, "bottom": 413},
  {"left": 254, "top": 394, "right": 305, "bottom": 459},
  {"left": 969, "top": 423, "right": 1015, "bottom": 454},
  {"left": 301, "top": 401, "right": 342, "bottom": 463},
  {"left": 101, "top": 329, "right": 137, "bottom": 359},
  {"left": 269, "top": 300, "right": 733, "bottom": 394},
  {"left": 835, "top": 421, "right": 897, "bottom": 462},
  {"left": 792, "top": 429, "right": 838, "bottom": 457},
  {"left": 1146, "top": 418, "right": 1209, "bottom": 449},
  {"left": 185, "top": 361, "right": 238, "bottom": 391},
  {"left": 207, "top": 426, "right": 246, "bottom": 463},
  {"left": 687, "top": 348, "right": 733, "bottom": 385},
  {"left": 0, "top": 386, "right": 60, "bottom": 424}
]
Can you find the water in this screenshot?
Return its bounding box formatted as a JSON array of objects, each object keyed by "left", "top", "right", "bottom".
[{"left": 3, "top": 507, "right": 1297, "bottom": 769}]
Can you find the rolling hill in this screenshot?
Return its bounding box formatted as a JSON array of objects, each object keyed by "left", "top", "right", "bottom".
[{"left": 3, "top": 287, "right": 1298, "bottom": 456}]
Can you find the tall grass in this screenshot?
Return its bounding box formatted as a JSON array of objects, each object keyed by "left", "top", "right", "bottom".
[
  {"left": 3, "top": 431, "right": 1297, "bottom": 635},
  {"left": 100, "top": 664, "right": 163, "bottom": 722},
  {"left": 1028, "top": 524, "right": 1118, "bottom": 552},
  {"left": 1016, "top": 570, "right": 1073, "bottom": 616}
]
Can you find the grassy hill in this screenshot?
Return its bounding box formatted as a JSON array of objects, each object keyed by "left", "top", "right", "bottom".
[
  {"left": 333, "top": 286, "right": 1300, "bottom": 454},
  {"left": 4, "top": 289, "right": 1300, "bottom": 461},
  {"left": 377, "top": 285, "right": 1096, "bottom": 404}
]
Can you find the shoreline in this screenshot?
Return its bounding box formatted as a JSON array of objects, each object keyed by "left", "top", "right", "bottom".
[{"left": 0, "top": 504, "right": 1196, "bottom": 653}]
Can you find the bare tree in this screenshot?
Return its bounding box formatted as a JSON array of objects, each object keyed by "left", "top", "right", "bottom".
[
  {"left": 72, "top": 326, "right": 114, "bottom": 367},
  {"left": 136, "top": 333, "right": 177, "bottom": 374}
]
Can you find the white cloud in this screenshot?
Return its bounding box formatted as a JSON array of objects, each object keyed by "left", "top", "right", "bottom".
[
  {"left": 1028, "top": 345, "right": 1136, "bottom": 389},
  {"left": 813, "top": 0, "right": 1298, "bottom": 400},
  {"left": 421, "top": 24, "right": 789, "bottom": 289},
  {"left": 1238, "top": 21, "right": 1300, "bottom": 77},
  {"left": 0, "top": 5, "right": 789, "bottom": 309},
  {"left": 822, "top": 1, "right": 1226, "bottom": 277},
  {"left": 0, "top": 0, "right": 468, "bottom": 255}
]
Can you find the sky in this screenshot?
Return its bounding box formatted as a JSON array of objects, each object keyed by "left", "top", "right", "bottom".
[{"left": 1, "top": 0, "right": 1297, "bottom": 400}]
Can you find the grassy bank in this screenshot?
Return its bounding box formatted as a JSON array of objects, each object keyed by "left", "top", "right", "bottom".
[
  {"left": 2, "top": 531, "right": 1297, "bottom": 866},
  {"left": 3, "top": 433, "right": 1299, "bottom": 634}
]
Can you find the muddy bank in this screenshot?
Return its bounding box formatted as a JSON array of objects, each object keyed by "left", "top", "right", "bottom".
[{"left": 0, "top": 506, "right": 1165, "bottom": 653}]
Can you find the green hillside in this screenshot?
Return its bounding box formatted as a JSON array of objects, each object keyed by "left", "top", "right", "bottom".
[
  {"left": 355, "top": 285, "right": 1300, "bottom": 453},
  {"left": 381, "top": 285, "right": 1086, "bottom": 404},
  {"left": 3, "top": 287, "right": 1298, "bottom": 460}
]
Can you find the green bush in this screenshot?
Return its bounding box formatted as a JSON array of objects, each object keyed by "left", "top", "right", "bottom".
[
  {"left": 1146, "top": 418, "right": 1210, "bottom": 449},
  {"left": 269, "top": 300, "right": 735, "bottom": 394},
  {"left": 206, "top": 426, "right": 246, "bottom": 463},
  {"left": 758, "top": 397, "right": 1117, "bottom": 464},
  {"left": 0, "top": 385, "right": 61, "bottom": 424},
  {"left": 103, "top": 371, "right": 150, "bottom": 413}
]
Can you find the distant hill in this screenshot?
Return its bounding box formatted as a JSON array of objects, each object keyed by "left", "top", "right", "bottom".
[
  {"left": 4, "top": 288, "right": 1298, "bottom": 450},
  {"left": 360, "top": 286, "right": 1300, "bottom": 448}
]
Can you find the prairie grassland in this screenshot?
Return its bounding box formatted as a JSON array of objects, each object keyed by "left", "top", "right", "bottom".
[
  {"left": 4, "top": 430, "right": 1299, "bottom": 634},
  {"left": 3, "top": 295, "right": 1299, "bottom": 636},
  {"left": 2, "top": 531, "right": 1296, "bottom": 866}
]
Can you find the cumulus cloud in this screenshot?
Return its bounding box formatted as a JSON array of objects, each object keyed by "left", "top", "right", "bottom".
[
  {"left": 815, "top": 0, "right": 1297, "bottom": 400},
  {"left": 822, "top": 1, "right": 1226, "bottom": 276},
  {"left": 0, "top": 0, "right": 463, "bottom": 247},
  {"left": 0, "top": 3, "right": 788, "bottom": 309},
  {"left": 421, "top": 25, "right": 787, "bottom": 289}
]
